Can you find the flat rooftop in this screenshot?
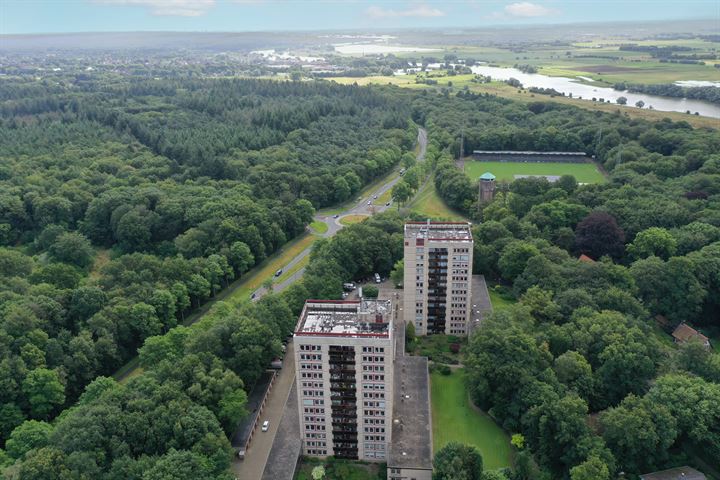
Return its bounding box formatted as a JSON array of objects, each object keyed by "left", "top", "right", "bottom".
[
  {"left": 404, "top": 221, "right": 473, "bottom": 242},
  {"left": 295, "top": 299, "right": 392, "bottom": 337},
  {"left": 640, "top": 467, "right": 706, "bottom": 480},
  {"left": 388, "top": 355, "right": 432, "bottom": 471}
]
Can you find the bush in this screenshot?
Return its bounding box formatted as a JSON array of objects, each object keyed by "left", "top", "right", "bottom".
[{"left": 363, "top": 285, "right": 379, "bottom": 298}]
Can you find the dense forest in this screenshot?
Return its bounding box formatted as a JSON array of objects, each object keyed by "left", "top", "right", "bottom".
[
  {"left": 419, "top": 91, "right": 720, "bottom": 478},
  {"left": 0, "top": 76, "right": 416, "bottom": 476},
  {"left": 1, "top": 70, "right": 719, "bottom": 479}
]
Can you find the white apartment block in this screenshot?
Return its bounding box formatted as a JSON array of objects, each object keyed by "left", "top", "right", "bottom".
[
  {"left": 403, "top": 221, "right": 474, "bottom": 336},
  {"left": 293, "top": 299, "right": 394, "bottom": 461}
]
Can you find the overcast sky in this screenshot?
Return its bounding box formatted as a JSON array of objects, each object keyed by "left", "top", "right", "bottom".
[{"left": 2, "top": 0, "right": 718, "bottom": 34}]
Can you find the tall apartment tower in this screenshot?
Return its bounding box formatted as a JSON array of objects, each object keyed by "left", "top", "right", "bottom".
[
  {"left": 403, "top": 222, "right": 474, "bottom": 336},
  {"left": 293, "top": 299, "right": 394, "bottom": 461}
]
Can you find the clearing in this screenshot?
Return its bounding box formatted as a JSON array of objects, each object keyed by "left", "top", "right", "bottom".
[
  {"left": 431, "top": 368, "right": 513, "bottom": 470},
  {"left": 464, "top": 160, "right": 606, "bottom": 184},
  {"left": 408, "top": 177, "right": 467, "bottom": 221}
]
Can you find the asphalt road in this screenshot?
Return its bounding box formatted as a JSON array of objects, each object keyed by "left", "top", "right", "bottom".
[
  {"left": 250, "top": 127, "right": 427, "bottom": 302},
  {"left": 231, "top": 339, "right": 297, "bottom": 480}
]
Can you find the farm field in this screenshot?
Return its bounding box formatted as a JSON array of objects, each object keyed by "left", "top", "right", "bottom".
[
  {"left": 464, "top": 160, "right": 606, "bottom": 184},
  {"left": 329, "top": 76, "right": 719, "bottom": 130},
  {"left": 431, "top": 369, "right": 513, "bottom": 470}
]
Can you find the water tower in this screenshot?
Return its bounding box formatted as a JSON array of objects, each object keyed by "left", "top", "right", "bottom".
[{"left": 478, "top": 172, "right": 496, "bottom": 203}]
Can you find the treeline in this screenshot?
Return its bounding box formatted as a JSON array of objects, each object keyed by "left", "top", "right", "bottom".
[
  {"left": 613, "top": 82, "right": 720, "bottom": 104},
  {"left": 0, "top": 77, "right": 415, "bottom": 451},
  {"left": 0, "top": 211, "right": 407, "bottom": 478},
  {"left": 0, "top": 294, "right": 293, "bottom": 479},
  {"left": 417, "top": 90, "right": 720, "bottom": 477}
]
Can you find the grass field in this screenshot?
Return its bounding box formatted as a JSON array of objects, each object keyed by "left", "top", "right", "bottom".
[
  {"left": 431, "top": 369, "right": 513, "bottom": 470},
  {"left": 309, "top": 220, "right": 328, "bottom": 234},
  {"left": 408, "top": 178, "right": 468, "bottom": 221},
  {"left": 339, "top": 214, "right": 369, "bottom": 226},
  {"left": 465, "top": 160, "right": 606, "bottom": 184},
  {"left": 489, "top": 289, "right": 516, "bottom": 311}
]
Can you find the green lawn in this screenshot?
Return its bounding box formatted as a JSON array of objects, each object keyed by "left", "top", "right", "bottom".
[
  {"left": 339, "top": 214, "right": 369, "bottom": 226},
  {"left": 464, "top": 160, "right": 606, "bottom": 184},
  {"left": 409, "top": 178, "right": 468, "bottom": 221},
  {"left": 488, "top": 289, "right": 516, "bottom": 311},
  {"left": 310, "top": 220, "right": 328, "bottom": 234},
  {"left": 431, "top": 369, "right": 513, "bottom": 470}
]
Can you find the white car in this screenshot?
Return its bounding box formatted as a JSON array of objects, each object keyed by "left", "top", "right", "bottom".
[{"left": 261, "top": 420, "right": 270, "bottom": 432}]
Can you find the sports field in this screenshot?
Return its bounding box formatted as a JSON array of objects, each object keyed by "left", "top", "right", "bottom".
[{"left": 464, "top": 160, "right": 606, "bottom": 184}]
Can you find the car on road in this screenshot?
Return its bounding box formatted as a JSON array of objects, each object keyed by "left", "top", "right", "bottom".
[
  {"left": 261, "top": 420, "right": 270, "bottom": 432},
  {"left": 373, "top": 194, "right": 377, "bottom": 199},
  {"left": 333, "top": 214, "right": 339, "bottom": 218},
  {"left": 250, "top": 293, "right": 256, "bottom": 300},
  {"left": 275, "top": 269, "right": 283, "bottom": 277},
  {"left": 385, "top": 202, "right": 391, "bottom": 206},
  {"left": 367, "top": 200, "right": 371, "bottom": 205}
]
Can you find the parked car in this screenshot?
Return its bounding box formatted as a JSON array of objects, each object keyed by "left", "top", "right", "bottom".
[
  {"left": 333, "top": 214, "right": 339, "bottom": 218},
  {"left": 367, "top": 200, "right": 371, "bottom": 205},
  {"left": 275, "top": 269, "right": 283, "bottom": 277},
  {"left": 343, "top": 282, "right": 356, "bottom": 291},
  {"left": 373, "top": 194, "right": 378, "bottom": 199},
  {"left": 261, "top": 420, "right": 270, "bottom": 432},
  {"left": 250, "top": 292, "right": 256, "bottom": 299},
  {"left": 374, "top": 273, "right": 381, "bottom": 283},
  {"left": 385, "top": 202, "right": 391, "bottom": 206}
]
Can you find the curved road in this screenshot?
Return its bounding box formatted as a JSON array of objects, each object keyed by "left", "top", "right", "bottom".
[{"left": 250, "top": 127, "right": 427, "bottom": 301}]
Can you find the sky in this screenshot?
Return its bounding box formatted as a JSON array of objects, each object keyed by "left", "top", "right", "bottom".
[{"left": 1, "top": 0, "right": 719, "bottom": 35}]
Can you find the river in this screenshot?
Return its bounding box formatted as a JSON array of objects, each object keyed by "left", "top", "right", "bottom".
[{"left": 469, "top": 65, "right": 720, "bottom": 119}]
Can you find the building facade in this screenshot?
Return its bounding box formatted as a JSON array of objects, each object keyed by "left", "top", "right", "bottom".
[
  {"left": 293, "top": 299, "right": 394, "bottom": 461},
  {"left": 403, "top": 222, "right": 474, "bottom": 336}
]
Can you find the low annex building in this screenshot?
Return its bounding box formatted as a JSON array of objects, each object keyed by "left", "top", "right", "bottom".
[{"left": 671, "top": 323, "right": 711, "bottom": 349}]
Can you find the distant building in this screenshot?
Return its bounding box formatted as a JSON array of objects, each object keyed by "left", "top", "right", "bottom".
[
  {"left": 403, "top": 221, "right": 474, "bottom": 336},
  {"left": 478, "top": 172, "right": 496, "bottom": 203},
  {"left": 578, "top": 253, "right": 595, "bottom": 263},
  {"left": 293, "top": 299, "right": 395, "bottom": 461},
  {"left": 639, "top": 466, "right": 707, "bottom": 480},
  {"left": 671, "top": 323, "right": 711, "bottom": 349},
  {"left": 472, "top": 150, "right": 590, "bottom": 163}
]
